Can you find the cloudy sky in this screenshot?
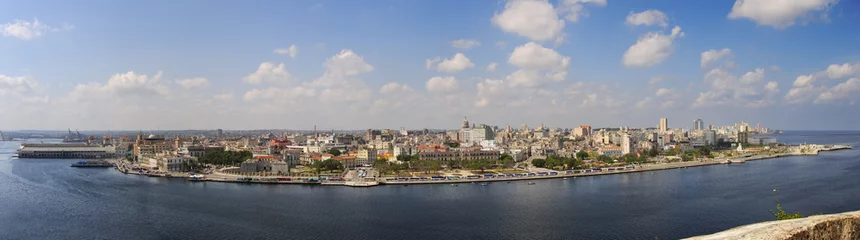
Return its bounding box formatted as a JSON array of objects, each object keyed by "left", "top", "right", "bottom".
[{"left": 1, "top": 0, "right": 859, "bottom": 131}]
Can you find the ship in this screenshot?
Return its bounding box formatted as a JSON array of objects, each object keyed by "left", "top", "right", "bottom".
[{"left": 70, "top": 160, "right": 115, "bottom": 168}]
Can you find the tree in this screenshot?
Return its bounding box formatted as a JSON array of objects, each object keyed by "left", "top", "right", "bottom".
[
  {"left": 701, "top": 146, "right": 712, "bottom": 157},
  {"left": 576, "top": 150, "right": 589, "bottom": 160},
  {"left": 597, "top": 155, "right": 613, "bottom": 164},
  {"left": 444, "top": 141, "right": 460, "bottom": 148},
  {"left": 326, "top": 149, "right": 342, "bottom": 156},
  {"left": 374, "top": 159, "right": 391, "bottom": 175},
  {"left": 647, "top": 148, "right": 660, "bottom": 157},
  {"left": 499, "top": 156, "right": 515, "bottom": 168},
  {"left": 665, "top": 149, "right": 677, "bottom": 156},
  {"left": 466, "top": 159, "right": 492, "bottom": 172},
  {"left": 621, "top": 153, "right": 642, "bottom": 164},
  {"left": 531, "top": 158, "right": 546, "bottom": 168},
  {"left": 198, "top": 150, "right": 252, "bottom": 166}
]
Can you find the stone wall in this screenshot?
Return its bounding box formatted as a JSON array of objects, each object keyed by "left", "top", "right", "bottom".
[{"left": 687, "top": 210, "right": 860, "bottom": 240}]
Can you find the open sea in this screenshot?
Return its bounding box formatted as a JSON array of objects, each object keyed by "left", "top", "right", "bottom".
[{"left": 1, "top": 131, "right": 859, "bottom": 240}]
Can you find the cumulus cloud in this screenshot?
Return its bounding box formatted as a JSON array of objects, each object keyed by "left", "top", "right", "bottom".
[
  {"left": 0, "top": 75, "right": 37, "bottom": 96},
  {"left": 509, "top": 42, "right": 570, "bottom": 70},
  {"left": 492, "top": 0, "right": 565, "bottom": 42},
  {"left": 434, "top": 53, "right": 475, "bottom": 73},
  {"left": 243, "top": 87, "right": 316, "bottom": 102},
  {"left": 242, "top": 62, "right": 292, "bottom": 85},
  {"left": 486, "top": 62, "right": 498, "bottom": 72},
  {"left": 728, "top": 0, "right": 837, "bottom": 28},
  {"left": 701, "top": 48, "right": 735, "bottom": 69},
  {"left": 656, "top": 88, "right": 675, "bottom": 97},
  {"left": 379, "top": 82, "right": 413, "bottom": 94},
  {"left": 426, "top": 76, "right": 459, "bottom": 94},
  {"left": 825, "top": 63, "right": 858, "bottom": 79},
  {"left": 450, "top": 39, "right": 481, "bottom": 49},
  {"left": 322, "top": 49, "right": 374, "bottom": 77},
  {"left": 694, "top": 68, "right": 778, "bottom": 108},
  {"left": 503, "top": 42, "right": 570, "bottom": 87},
  {"left": 815, "top": 78, "right": 860, "bottom": 104},
  {"left": 475, "top": 79, "right": 509, "bottom": 107},
  {"left": 273, "top": 45, "right": 298, "bottom": 58},
  {"left": 622, "top": 26, "right": 684, "bottom": 68},
  {"left": 1, "top": 18, "right": 59, "bottom": 40},
  {"left": 625, "top": 10, "right": 668, "bottom": 27},
  {"left": 557, "top": 0, "right": 607, "bottom": 22},
  {"left": 786, "top": 62, "right": 860, "bottom": 105},
  {"left": 176, "top": 78, "right": 209, "bottom": 89},
  {"left": 69, "top": 71, "right": 168, "bottom": 100}
]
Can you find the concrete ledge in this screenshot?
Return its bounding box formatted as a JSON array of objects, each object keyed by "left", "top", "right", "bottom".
[{"left": 686, "top": 210, "right": 860, "bottom": 240}]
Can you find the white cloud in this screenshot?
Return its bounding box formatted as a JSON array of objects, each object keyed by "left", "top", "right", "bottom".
[
  {"left": 486, "top": 62, "right": 498, "bottom": 72},
  {"left": 504, "top": 42, "right": 570, "bottom": 87},
  {"left": 436, "top": 53, "right": 475, "bottom": 73},
  {"left": 739, "top": 68, "right": 765, "bottom": 85},
  {"left": 656, "top": 88, "right": 674, "bottom": 97},
  {"left": 557, "top": 0, "right": 607, "bottom": 22},
  {"left": 475, "top": 79, "right": 509, "bottom": 107},
  {"left": 213, "top": 93, "right": 234, "bottom": 101},
  {"left": 322, "top": 49, "right": 374, "bottom": 77},
  {"left": 506, "top": 69, "right": 543, "bottom": 88},
  {"left": 69, "top": 71, "right": 168, "bottom": 100},
  {"left": 492, "top": 0, "right": 565, "bottom": 42},
  {"left": 242, "top": 62, "right": 292, "bottom": 85},
  {"left": 694, "top": 68, "right": 778, "bottom": 108},
  {"left": 426, "top": 76, "right": 459, "bottom": 94},
  {"left": 765, "top": 81, "right": 779, "bottom": 92},
  {"left": 786, "top": 62, "right": 860, "bottom": 105},
  {"left": 622, "top": 26, "right": 684, "bottom": 68},
  {"left": 1, "top": 18, "right": 54, "bottom": 40},
  {"left": 625, "top": 10, "right": 668, "bottom": 27},
  {"left": 243, "top": 87, "right": 316, "bottom": 102},
  {"left": 509, "top": 42, "right": 570, "bottom": 71},
  {"left": 450, "top": 39, "right": 481, "bottom": 49},
  {"left": 380, "top": 82, "right": 413, "bottom": 94},
  {"left": 273, "top": 44, "right": 298, "bottom": 58},
  {"left": 728, "top": 0, "right": 837, "bottom": 28},
  {"left": 825, "top": 63, "right": 858, "bottom": 79},
  {"left": 0, "top": 75, "right": 36, "bottom": 96},
  {"left": 701, "top": 48, "right": 735, "bottom": 69},
  {"left": 176, "top": 78, "right": 209, "bottom": 89},
  {"left": 816, "top": 78, "right": 860, "bottom": 104},
  {"left": 425, "top": 57, "right": 441, "bottom": 70}
]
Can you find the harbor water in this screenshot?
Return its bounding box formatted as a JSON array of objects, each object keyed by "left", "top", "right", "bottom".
[{"left": 1, "top": 131, "right": 859, "bottom": 239}]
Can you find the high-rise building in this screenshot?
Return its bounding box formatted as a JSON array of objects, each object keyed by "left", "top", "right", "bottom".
[
  {"left": 693, "top": 119, "right": 704, "bottom": 131},
  {"left": 216, "top": 129, "right": 223, "bottom": 139},
  {"left": 621, "top": 133, "right": 631, "bottom": 154},
  {"left": 573, "top": 125, "right": 591, "bottom": 137},
  {"left": 659, "top": 118, "right": 668, "bottom": 133}
]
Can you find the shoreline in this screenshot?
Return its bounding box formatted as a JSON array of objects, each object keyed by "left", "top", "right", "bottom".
[{"left": 112, "top": 144, "right": 853, "bottom": 187}]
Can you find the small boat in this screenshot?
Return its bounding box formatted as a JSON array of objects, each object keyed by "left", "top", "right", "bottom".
[
  {"left": 480, "top": 182, "right": 489, "bottom": 186},
  {"left": 451, "top": 184, "right": 458, "bottom": 187},
  {"left": 563, "top": 177, "right": 569, "bottom": 180},
  {"left": 528, "top": 182, "right": 536, "bottom": 185}
]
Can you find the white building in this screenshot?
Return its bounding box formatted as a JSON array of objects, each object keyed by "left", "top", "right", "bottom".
[{"left": 459, "top": 117, "right": 495, "bottom": 144}]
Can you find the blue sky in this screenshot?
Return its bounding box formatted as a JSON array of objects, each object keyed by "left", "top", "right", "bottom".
[{"left": 1, "top": 0, "right": 859, "bottom": 130}]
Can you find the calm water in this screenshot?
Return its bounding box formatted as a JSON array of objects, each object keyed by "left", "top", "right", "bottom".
[{"left": 1, "top": 131, "right": 859, "bottom": 240}]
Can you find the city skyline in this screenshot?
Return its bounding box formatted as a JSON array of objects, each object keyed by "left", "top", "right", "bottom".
[{"left": 1, "top": 0, "right": 859, "bottom": 130}]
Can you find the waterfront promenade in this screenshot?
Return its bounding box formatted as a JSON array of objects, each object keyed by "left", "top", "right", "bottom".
[{"left": 111, "top": 144, "right": 852, "bottom": 187}]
